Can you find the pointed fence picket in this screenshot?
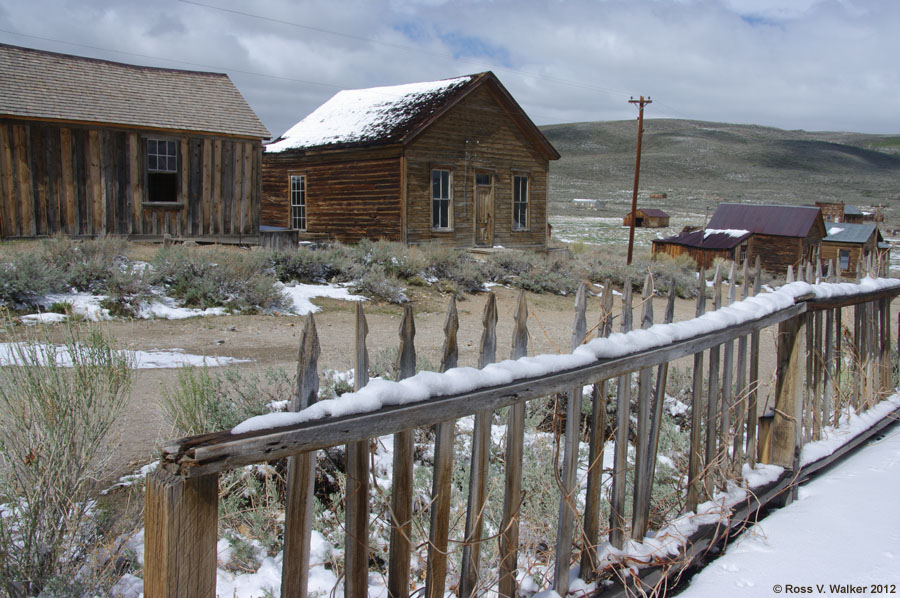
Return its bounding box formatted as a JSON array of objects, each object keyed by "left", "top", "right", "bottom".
[{"left": 146, "top": 262, "right": 900, "bottom": 598}]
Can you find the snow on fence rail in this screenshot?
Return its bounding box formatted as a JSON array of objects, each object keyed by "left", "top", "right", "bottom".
[{"left": 145, "top": 257, "right": 900, "bottom": 598}]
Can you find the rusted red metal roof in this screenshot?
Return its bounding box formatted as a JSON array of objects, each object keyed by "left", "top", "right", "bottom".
[
  {"left": 634, "top": 208, "right": 669, "bottom": 218},
  {"left": 653, "top": 229, "right": 750, "bottom": 250},
  {"left": 707, "top": 203, "right": 822, "bottom": 238}
]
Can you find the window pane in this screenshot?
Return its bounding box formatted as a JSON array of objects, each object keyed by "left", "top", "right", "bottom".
[
  {"left": 167, "top": 156, "right": 177, "bottom": 171},
  {"left": 148, "top": 139, "right": 157, "bottom": 154},
  {"left": 432, "top": 170, "right": 441, "bottom": 198},
  {"left": 476, "top": 174, "right": 491, "bottom": 186},
  {"left": 148, "top": 155, "right": 158, "bottom": 170},
  {"left": 166, "top": 141, "right": 176, "bottom": 156}
]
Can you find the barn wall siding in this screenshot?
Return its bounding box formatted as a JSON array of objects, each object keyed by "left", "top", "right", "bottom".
[
  {"left": 405, "top": 85, "right": 548, "bottom": 248},
  {"left": 651, "top": 242, "right": 734, "bottom": 270},
  {"left": 261, "top": 148, "right": 403, "bottom": 243},
  {"left": 0, "top": 118, "right": 261, "bottom": 240}
]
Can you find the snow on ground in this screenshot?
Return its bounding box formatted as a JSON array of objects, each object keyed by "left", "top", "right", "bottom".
[
  {"left": 278, "top": 282, "right": 367, "bottom": 315},
  {"left": 0, "top": 343, "right": 251, "bottom": 368},
  {"left": 679, "top": 418, "right": 900, "bottom": 596}
]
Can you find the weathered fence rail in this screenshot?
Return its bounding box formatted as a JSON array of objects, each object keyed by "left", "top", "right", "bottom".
[{"left": 146, "top": 257, "right": 900, "bottom": 598}]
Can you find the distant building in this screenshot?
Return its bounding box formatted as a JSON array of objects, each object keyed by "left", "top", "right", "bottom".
[
  {"left": 652, "top": 228, "right": 751, "bottom": 270},
  {"left": 262, "top": 71, "right": 559, "bottom": 247},
  {"left": 815, "top": 201, "right": 865, "bottom": 224},
  {"left": 0, "top": 44, "right": 269, "bottom": 242},
  {"left": 573, "top": 198, "right": 603, "bottom": 210},
  {"left": 706, "top": 203, "right": 826, "bottom": 273},
  {"left": 623, "top": 208, "right": 670, "bottom": 228},
  {"left": 820, "top": 222, "right": 889, "bottom": 274}
]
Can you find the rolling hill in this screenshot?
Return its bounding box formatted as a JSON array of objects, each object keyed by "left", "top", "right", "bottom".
[{"left": 541, "top": 119, "right": 900, "bottom": 226}]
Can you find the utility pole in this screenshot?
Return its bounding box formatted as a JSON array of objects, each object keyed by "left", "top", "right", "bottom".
[{"left": 626, "top": 96, "right": 651, "bottom": 265}]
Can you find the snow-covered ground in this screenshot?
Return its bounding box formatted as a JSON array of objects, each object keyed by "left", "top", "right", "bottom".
[
  {"left": 680, "top": 420, "right": 900, "bottom": 596},
  {"left": 0, "top": 343, "right": 251, "bottom": 368}
]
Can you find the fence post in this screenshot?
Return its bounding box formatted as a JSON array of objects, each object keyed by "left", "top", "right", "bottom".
[
  {"left": 388, "top": 305, "right": 416, "bottom": 598},
  {"left": 345, "top": 303, "right": 370, "bottom": 598},
  {"left": 553, "top": 282, "right": 587, "bottom": 595},
  {"left": 771, "top": 312, "right": 804, "bottom": 491},
  {"left": 720, "top": 263, "right": 736, "bottom": 469},
  {"left": 282, "top": 316, "right": 321, "bottom": 598},
  {"left": 425, "top": 297, "right": 459, "bottom": 598},
  {"left": 631, "top": 275, "right": 655, "bottom": 541},
  {"left": 609, "top": 278, "right": 633, "bottom": 548},
  {"left": 459, "top": 293, "right": 498, "bottom": 598},
  {"left": 704, "top": 267, "right": 722, "bottom": 496},
  {"left": 144, "top": 470, "right": 218, "bottom": 598},
  {"left": 747, "top": 257, "right": 762, "bottom": 466},
  {"left": 824, "top": 264, "right": 836, "bottom": 431},
  {"left": 499, "top": 291, "right": 529, "bottom": 598},
  {"left": 687, "top": 269, "right": 707, "bottom": 513},
  {"left": 581, "top": 280, "right": 614, "bottom": 577},
  {"left": 733, "top": 260, "right": 750, "bottom": 468}
]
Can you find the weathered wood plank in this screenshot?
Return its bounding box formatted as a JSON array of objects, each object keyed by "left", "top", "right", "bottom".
[
  {"left": 388, "top": 305, "right": 416, "bottom": 598},
  {"left": 733, "top": 261, "right": 750, "bottom": 467},
  {"left": 687, "top": 269, "right": 707, "bottom": 513},
  {"left": 554, "top": 282, "right": 587, "bottom": 594},
  {"left": 581, "top": 280, "right": 613, "bottom": 577},
  {"left": 772, "top": 315, "right": 804, "bottom": 475},
  {"left": 345, "top": 304, "right": 370, "bottom": 598},
  {"left": 610, "top": 279, "right": 633, "bottom": 548},
  {"left": 705, "top": 268, "right": 722, "bottom": 496},
  {"left": 281, "top": 316, "right": 320, "bottom": 598},
  {"left": 631, "top": 275, "right": 655, "bottom": 541},
  {"left": 459, "top": 293, "right": 497, "bottom": 598},
  {"left": 144, "top": 470, "right": 218, "bottom": 598},
  {"left": 425, "top": 297, "right": 459, "bottom": 598},
  {"left": 747, "top": 257, "right": 762, "bottom": 464},
  {"left": 0, "top": 124, "right": 18, "bottom": 237},
  {"left": 720, "top": 264, "right": 736, "bottom": 464},
  {"left": 499, "top": 291, "right": 528, "bottom": 598}
]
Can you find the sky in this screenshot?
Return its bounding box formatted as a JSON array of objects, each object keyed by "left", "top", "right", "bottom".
[{"left": 2, "top": 0, "right": 899, "bottom": 138}]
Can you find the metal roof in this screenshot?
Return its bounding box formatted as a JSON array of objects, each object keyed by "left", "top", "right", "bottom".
[
  {"left": 844, "top": 205, "right": 864, "bottom": 216},
  {"left": 707, "top": 203, "right": 822, "bottom": 238},
  {"left": 822, "top": 222, "right": 878, "bottom": 244},
  {"left": 653, "top": 228, "right": 751, "bottom": 250},
  {"left": 0, "top": 44, "right": 269, "bottom": 139}
]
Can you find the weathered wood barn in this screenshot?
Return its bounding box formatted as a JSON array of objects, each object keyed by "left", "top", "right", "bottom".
[
  {"left": 820, "top": 222, "right": 888, "bottom": 274},
  {"left": 623, "top": 208, "right": 670, "bottom": 228},
  {"left": 651, "top": 228, "right": 751, "bottom": 270},
  {"left": 262, "top": 71, "right": 559, "bottom": 247},
  {"left": 705, "top": 203, "right": 826, "bottom": 273},
  {"left": 816, "top": 201, "right": 865, "bottom": 224},
  {"left": 0, "top": 44, "right": 269, "bottom": 242}
]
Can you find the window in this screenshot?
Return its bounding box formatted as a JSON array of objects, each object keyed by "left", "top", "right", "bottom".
[
  {"left": 739, "top": 243, "right": 747, "bottom": 265},
  {"left": 147, "top": 139, "right": 178, "bottom": 202},
  {"left": 513, "top": 175, "right": 529, "bottom": 230},
  {"left": 839, "top": 249, "right": 850, "bottom": 270},
  {"left": 432, "top": 169, "right": 451, "bottom": 229},
  {"left": 290, "top": 175, "right": 306, "bottom": 231}
]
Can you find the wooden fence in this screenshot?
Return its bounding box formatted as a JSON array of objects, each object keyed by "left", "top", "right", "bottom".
[{"left": 145, "top": 256, "right": 900, "bottom": 598}]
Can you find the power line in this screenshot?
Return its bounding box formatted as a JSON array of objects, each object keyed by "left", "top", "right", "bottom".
[{"left": 176, "top": 0, "right": 635, "bottom": 98}]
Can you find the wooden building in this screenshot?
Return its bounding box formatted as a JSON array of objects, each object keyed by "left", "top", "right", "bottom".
[
  {"left": 651, "top": 228, "right": 751, "bottom": 270},
  {"left": 623, "top": 208, "right": 670, "bottom": 228},
  {"left": 262, "top": 72, "right": 559, "bottom": 247},
  {"left": 820, "top": 222, "right": 888, "bottom": 274},
  {"left": 0, "top": 44, "right": 269, "bottom": 242},
  {"left": 706, "top": 203, "right": 826, "bottom": 274},
  {"left": 815, "top": 201, "right": 865, "bottom": 224}
]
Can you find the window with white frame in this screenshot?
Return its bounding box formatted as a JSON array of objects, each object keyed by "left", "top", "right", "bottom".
[
  {"left": 147, "top": 138, "right": 178, "bottom": 202},
  {"left": 513, "top": 175, "right": 529, "bottom": 230},
  {"left": 290, "top": 175, "right": 307, "bottom": 231},
  {"left": 432, "top": 169, "right": 451, "bottom": 229}
]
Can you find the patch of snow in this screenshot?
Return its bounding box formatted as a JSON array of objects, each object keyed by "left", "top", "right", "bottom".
[
  {"left": 0, "top": 343, "right": 251, "bottom": 369},
  {"left": 827, "top": 226, "right": 845, "bottom": 236},
  {"left": 19, "top": 312, "right": 69, "bottom": 324},
  {"left": 703, "top": 228, "right": 749, "bottom": 239},
  {"left": 278, "top": 282, "right": 367, "bottom": 316}
]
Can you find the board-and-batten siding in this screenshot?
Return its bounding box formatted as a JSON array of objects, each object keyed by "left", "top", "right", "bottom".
[
  {"left": 820, "top": 237, "right": 875, "bottom": 273},
  {"left": 0, "top": 119, "right": 261, "bottom": 239},
  {"left": 405, "top": 85, "right": 548, "bottom": 247},
  {"left": 746, "top": 231, "right": 822, "bottom": 274},
  {"left": 651, "top": 243, "right": 738, "bottom": 270},
  {"left": 261, "top": 148, "right": 403, "bottom": 243}
]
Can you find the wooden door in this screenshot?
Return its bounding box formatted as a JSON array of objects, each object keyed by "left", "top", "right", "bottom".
[{"left": 475, "top": 173, "right": 493, "bottom": 246}]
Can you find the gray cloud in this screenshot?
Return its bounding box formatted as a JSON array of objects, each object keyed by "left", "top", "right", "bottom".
[{"left": 2, "top": 0, "right": 898, "bottom": 135}]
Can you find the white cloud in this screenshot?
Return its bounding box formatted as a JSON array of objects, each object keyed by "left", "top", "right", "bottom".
[{"left": 2, "top": 0, "right": 898, "bottom": 134}]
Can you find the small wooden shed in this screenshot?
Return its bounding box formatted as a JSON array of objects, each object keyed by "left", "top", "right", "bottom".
[
  {"left": 652, "top": 228, "right": 751, "bottom": 270},
  {"left": 706, "top": 203, "right": 826, "bottom": 274},
  {"left": 623, "top": 208, "right": 670, "bottom": 228},
  {"left": 262, "top": 71, "right": 559, "bottom": 247},
  {"left": 820, "top": 222, "right": 886, "bottom": 274},
  {"left": 0, "top": 44, "right": 269, "bottom": 242}
]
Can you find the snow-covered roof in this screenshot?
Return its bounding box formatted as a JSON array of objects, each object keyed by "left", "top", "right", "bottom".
[{"left": 266, "top": 75, "right": 476, "bottom": 153}]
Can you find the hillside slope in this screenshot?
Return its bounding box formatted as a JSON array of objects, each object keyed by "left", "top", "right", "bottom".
[{"left": 542, "top": 119, "right": 900, "bottom": 225}]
